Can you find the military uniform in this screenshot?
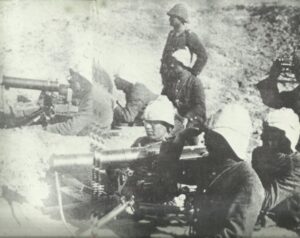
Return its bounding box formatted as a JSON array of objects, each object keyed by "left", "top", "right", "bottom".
[
  {"left": 193, "top": 157, "right": 264, "bottom": 238},
  {"left": 162, "top": 71, "right": 206, "bottom": 130},
  {"left": 257, "top": 77, "right": 300, "bottom": 117},
  {"left": 46, "top": 74, "right": 113, "bottom": 136},
  {"left": 131, "top": 136, "right": 159, "bottom": 148},
  {"left": 113, "top": 80, "right": 158, "bottom": 125},
  {"left": 161, "top": 29, "right": 207, "bottom": 77},
  {"left": 252, "top": 147, "right": 300, "bottom": 229},
  {"left": 257, "top": 77, "right": 300, "bottom": 150}
]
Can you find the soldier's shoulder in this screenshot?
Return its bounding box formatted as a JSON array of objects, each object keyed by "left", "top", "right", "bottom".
[
  {"left": 237, "top": 161, "right": 264, "bottom": 189},
  {"left": 233, "top": 161, "right": 257, "bottom": 177},
  {"left": 252, "top": 146, "right": 265, "bottom": 155},
  {"left": 192, "top": 75, "right": 204, "bottom": 86},
  {"left": 134, "top": 82, "right": 153, "bottom": 93},
  {"left": 185, "top": 29, "right": 199, "bottom": 38}
]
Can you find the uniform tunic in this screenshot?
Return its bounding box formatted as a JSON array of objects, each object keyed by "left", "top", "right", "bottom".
[
  {"left": 46, "top": 77, "right": 114, "bottom": 136},
  {"left": 252, "top": 147, "right": 300, "bottom": 229},
  {"left": 114, "top": 82, "right": 158, "bottom": 125},
  {"left": 162, "top": 71, "right": 206, "bottom": 129},
  {"left": 257, "top": 77, "right": 300, "bottom": 117},
  {"left": 257, "top": 77, "right": 300, "bottom": 150},
  {"left": 193, "top": 157, "right": 264, "bottom": 238},
  {"left": 160, "top": 29, "right": 207, "bottom": 83}
]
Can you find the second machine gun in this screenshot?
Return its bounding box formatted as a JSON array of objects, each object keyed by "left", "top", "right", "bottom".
[{"left": 0, "top": 75, "right": 78, "bottom": 128}]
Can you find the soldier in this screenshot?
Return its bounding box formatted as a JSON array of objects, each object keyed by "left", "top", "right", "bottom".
[
  {"left": 191, "top": 104, "right": 264, "bottom": 237},
  {"left": 113, "top": 76, "right": 158, "bottom": 127},
  {"left": 257, "top": 49, "right": 300, "bottom": 117},
  {"left": 153, "top": 48, "right": 206, "bottom": 201},
  {"left": 45, "top": 68, "right": 114, "bottom": 136},
  {"left": 252, "top": 108, "right": 300, "bottom": 230},
  {"left": 162, "top": 47, "right": 206, "bottom": 138},
  {"left": 160, "top": 3, "right": 207, "bottom": 86},
  {"left": 132, "top": 95, "right": 175, "bottom": 147}
]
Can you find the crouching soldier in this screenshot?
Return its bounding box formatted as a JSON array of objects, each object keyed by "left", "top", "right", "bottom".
[
  {"left": 45, "top": 68, "right": 114, "bottom": 136},
  {"left": 113, "top": 76, "right": 158, "bottom": 127},
  {"left": 252, "top": 108, "right": 300, "bottom": 230},
  {"left": 190, "top": 104, "right": 264, "bottom": 237},
  {"left": 132, "top": 95, "right": 175, "bottom": 147},
  {"left": 257, "top": 49, "right": 300, "bottom": 117}
]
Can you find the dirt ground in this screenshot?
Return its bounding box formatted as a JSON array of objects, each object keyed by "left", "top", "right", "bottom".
[{"left": 0, "top": 0, "right": 300, "bottom": 237}]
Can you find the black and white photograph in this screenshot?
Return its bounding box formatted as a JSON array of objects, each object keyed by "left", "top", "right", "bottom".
[{"left": 0, "top": 0, "right": 300, "bottom": 237}]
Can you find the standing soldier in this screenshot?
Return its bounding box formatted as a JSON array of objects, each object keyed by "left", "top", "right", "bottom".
[{"left": 160, "top": 3, "right": 207, "bottom": 86}]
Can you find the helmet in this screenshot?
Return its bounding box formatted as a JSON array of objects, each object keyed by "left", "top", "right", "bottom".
[
  {"left": 167, "top": 3, "right": 189, "bottom": 23},
  {"left": 209, "top": 104, "right": 252, "bottom": 162},
  {"left": 265, "top": 108, "right": 300, "bottom": 151},
  {"left": 144, "top": 96, "right": 175, "bottom": 127}
]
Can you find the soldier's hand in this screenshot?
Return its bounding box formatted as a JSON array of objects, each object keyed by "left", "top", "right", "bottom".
[
  {"left": 269, "top": 60, "right": 282, "bottom": 80},
  {"left": 182, "top": 117, "right": 188, "bottom": 128}
]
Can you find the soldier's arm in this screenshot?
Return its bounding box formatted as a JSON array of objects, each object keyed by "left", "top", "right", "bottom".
[
  {"left": 256, "top": 60, "right": 296, "bottom": 109},
  {"left": 256, "top": 76, "right": 287, "bottom": 109},
  {"left": 269, "top": 153, "right": 300, "bottom": 208},
  {"left": 113, "top": 100, "right": 144, "bottom": 124},
  {"left": 114, "top": 76, "right": 134, "bottom": 95},
  {"left": 46, "top": 94, "right": 93, "bottom": 136},
  {"left": 187, "top": 32, "right": 208, "bottom": 76},
  {"left": 185, "top": 79, "right": 206, "bottom": 129},
  {"left": 161, "top": 31, "right": 173, "bottom": 61},
  {"left": 252, "top": 149, "right": 300, "bottom": 210}
]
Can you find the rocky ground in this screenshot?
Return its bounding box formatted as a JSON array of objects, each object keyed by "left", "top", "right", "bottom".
[{"left": 0, "top": 0, "right": 300, "bottom": 237}]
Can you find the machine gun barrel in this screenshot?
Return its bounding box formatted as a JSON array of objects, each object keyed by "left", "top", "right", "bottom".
[
  {"left": 50, "top": 153, "right": 93, "bottom": 168},
  {"left": 50, "top": 144, "right": 208, "bottom": 169},
  {"left": 2, "top": 75, "right": 69, "bottom": 95}
]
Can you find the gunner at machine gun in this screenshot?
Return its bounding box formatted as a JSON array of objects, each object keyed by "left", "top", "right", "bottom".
[
  {"left": 0, "top": 67, "right": 114, "bottom": 136},
  {"left": 0, "top": 73, "right": 77, "bottom": 128}
]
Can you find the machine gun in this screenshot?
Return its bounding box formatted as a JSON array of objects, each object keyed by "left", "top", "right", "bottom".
[
  {"left": 0, "top": 75, "right": 78, "bottom": 128},
  {"left": 50, "top": 135, "right": 208, "bottom": 229}
]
